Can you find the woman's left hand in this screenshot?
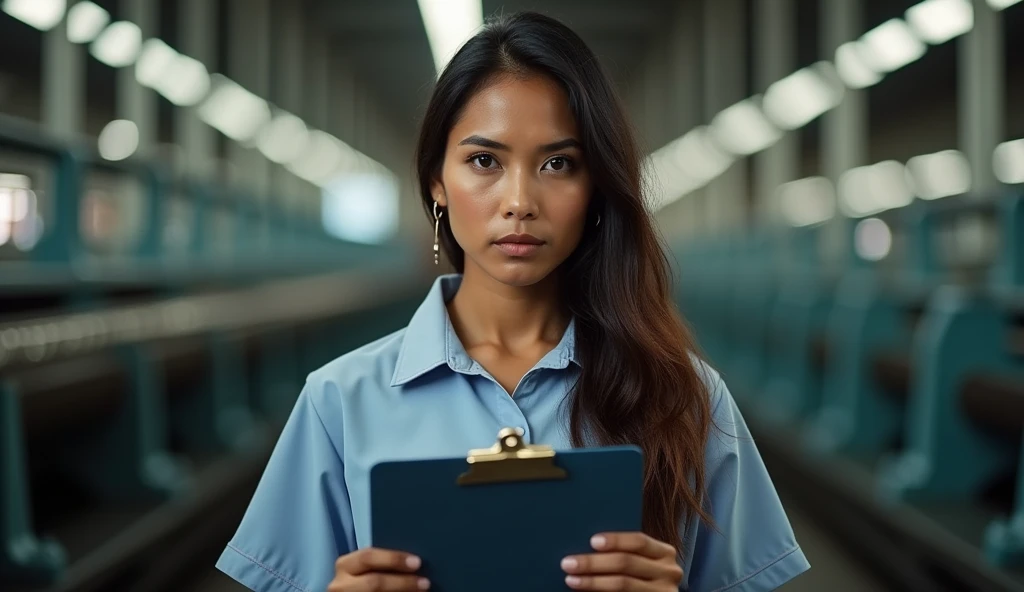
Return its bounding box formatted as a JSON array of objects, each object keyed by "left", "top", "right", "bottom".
[{"left": 561, "top": 532, "right": 683, "bottom": 591}]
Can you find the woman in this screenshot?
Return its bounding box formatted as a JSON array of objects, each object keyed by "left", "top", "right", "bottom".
[{"left": 217, "top": 11, "right": 809, "bottom": 592}]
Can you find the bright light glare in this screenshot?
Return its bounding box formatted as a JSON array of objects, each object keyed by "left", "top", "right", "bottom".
[
  {"left": 159, "top": 54, "right": 209, "bottom": 106},
  {"left": 855, "top": 218, "right": 893, "bottom": 261},
  {"left": 258, "top": 113, "right": 310, "bottom": 164},
  {"left": 778, "top": 177, "right": 836, "bottom": 227},
  {"left": 197, "top": 76, "right": 271, "bottom": 142},
  {"left": 994, "top": 139, "right": 1024, "bottom": 184},
  {"left": 835, "top": 42, "right": 883, "bottom": 89},
  {"left": 2, "top": 0, "right": 66, "bottom": 31},
  {"left": 286, "top": 131, "right": 355, "bottom": 186},
  {"left": 839, "top": 161, "right": 914, "bottom": 217},
  {"left": 905, "top": 150, "right": 971, "bottom": 199},
  {"left": 858, "top": 19, "right": 927, "bottom": 74},
  {"left": 0, "top": 188, "right": 30, "bottom": 223},
  {"left": 417, "top": 0, "right": 483, "bottom": 75},
  {"left": 763, "top": 63, "right": 845, "bottom": 130},
  {"left": 98, "top": 119, "right": 140, "bottom": 161},
  {"left": 321, "top": 173, "right": 400, "bottom": 244},
  {"left": 710, "top": 98, "right": 782, "bottom": 156},
  {"left": 987, "top": 0, "right": 1022, "bottom": 10},
  {"left": 66, "top": 1, "right": 108, "bottom": 43},
  {"left": 135, "top": 39, "right": 178, "bottom": 87},
  {"left": 661, "top": 127, "right": 734, "bottom": 193},
  {"left": 906, "top": 0, "right": 974, "bottom": 45},
  {"left": 90, "top": 21, "right": 143, "bottom": 68}
]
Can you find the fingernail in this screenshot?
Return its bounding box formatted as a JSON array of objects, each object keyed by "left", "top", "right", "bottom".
[
  {"left": 591, "top": 535, "right": 607, "bottom": 549},
  {"left": 418, "top": 577, "right": 431, "bottom": 590},
  {"left": 406, "top": 556, "right": 422, "bottom": 569},
  {"left": 566, "top": 575, "right": 582, "bottom": 587},
  {"left": 561, "top": 557, "right": 578, "bottom": 570}
]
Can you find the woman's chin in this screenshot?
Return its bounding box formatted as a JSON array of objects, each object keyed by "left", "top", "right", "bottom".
[{"left": 484, "top": 261, "right": 555, "bottom": 288}]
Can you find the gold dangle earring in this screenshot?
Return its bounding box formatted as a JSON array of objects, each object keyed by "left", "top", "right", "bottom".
[{"left": 433, "top": 201, "right": 444, "bottom": 265}]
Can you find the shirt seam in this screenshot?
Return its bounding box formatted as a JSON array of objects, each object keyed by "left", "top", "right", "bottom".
[
  {"left": 225, "top": 543, "right": 310, "bottom": 592},
  {"left": 708, "top": 545, "right": 802, "bottom": 592},
  {"left": 307, "top": 387, "right": 347, "bottom": 467}
]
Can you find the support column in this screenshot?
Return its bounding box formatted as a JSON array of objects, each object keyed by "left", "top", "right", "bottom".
[
  {"left": 960, "top": 0, "right": 1004, "bottom": 196},
  {"left": 43, "top": 13, "right": 83, "bottom": 139},
  {"left": 754, "top": 0, "right": 798, "bottom": 227},
  {"left": 177, "top": 0, "right": 216, "bottom": 179},
  {"left": 702, "top": 0, "right": 748, "bottom": 231},
  {"left": 119, "top": 0, "right": 158, "bottom": 157},
  {"left": 227, "top": 0, "right": 271, "bottom": 195},
  {"left": 821, "top": 0, "right": 867, "bottom": 185},
  {"left": 656, "top": 0, "right": 703, "bottom": 241},
  {"left": 821, "top": 0, "right": 867, "bottom": 263},
  {"left": 272, "top": 0, "right": 308, "bottom": 208},
  {"left": 642, "top": 39, "right": 670, "bottom": 151}
]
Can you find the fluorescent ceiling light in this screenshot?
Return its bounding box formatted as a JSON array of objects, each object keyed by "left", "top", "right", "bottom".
[
  {"left": 257, "top": 112, "right": 310, "bottom": 164},
  {"left": 286, "top": 131, "right": 351, "bottom": 186},
  {"left": 197, "top": 76, "right": 271, "bottom": 142},
  {"left": 987, "top": 0, "right": 1022, "bottom": 10},
  {"left": 854, "top": 218, "right": 893, "bottom": 261},
  {"left": 710, "top": 97, "right": 783, "bottom": 156},
  {"left": 858, "top": 19, "right": 927, "bottom": 74},
  {"left": 2, "top": 0, "right": 66, "bottom": 31},
  {"left": 868, "top": 160, "right": 915, "bottom": 209},
  {"left": 906, "top": 0, "right": 973, "bottom": 45},
  {"left": 777, "top": 177, "right": 836, "bottom": 227},
  {"left": 835, "top": 42, "right": 883, "bottom": 89},
  {"left": 98, "top": 119, "right": 140, "bottom": 161},
  {"left": 667, "top": 126, "right": 734, "bottom": 185},
  {"left": 159, "top": 54, "right": 209, "bottom": 106},
  {"left": 135, "top": 39, "right": 209, "bottom": 106},
  {"left": 66, "top": 1, "right": 108, "bottom": 43},
  {"left": 763, "top": 63, "right": 845, "bottom": 130},
  {"left": 994, "top": 139, "right": 1024, "bottom": 184},
  {"left": 905, "top": 149, "right": 971, "bottom": 198},
  {"left": 648, "top": 153, "right": 701, "bottom": 209},
  {"left": 135, "top": 39, "right": 178, "bottom": 88},
  {"left": 90, "top": 21, "right": 142, "bottom": 68},
  {"left": 417, "top": 0, "right": 483, "bottom": 75},
  {"left": 838, "top": 161, "right": 914, "bottom": 217}
]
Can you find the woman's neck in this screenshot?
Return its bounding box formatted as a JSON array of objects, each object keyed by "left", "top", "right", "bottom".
[{"left": 447, "top": 264, "right": 569, "bottom": 354}]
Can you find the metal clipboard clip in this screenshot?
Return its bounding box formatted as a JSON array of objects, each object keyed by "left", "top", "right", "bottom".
[{"left": 457, "top": 427, "right": 569, "bottom": 486}]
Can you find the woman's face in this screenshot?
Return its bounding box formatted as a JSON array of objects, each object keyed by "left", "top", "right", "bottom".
[{"left": 432, "top": 74, "right": 592, "bottom": 288}]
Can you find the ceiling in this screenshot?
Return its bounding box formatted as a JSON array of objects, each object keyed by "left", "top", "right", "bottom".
[{"left": 312, "top": 0, "right": 680, "bottom": 139}]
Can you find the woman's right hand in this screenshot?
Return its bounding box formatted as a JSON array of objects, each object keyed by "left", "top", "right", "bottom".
[{"left": 329, "top": 548, "right": 430, "bottom": 591}]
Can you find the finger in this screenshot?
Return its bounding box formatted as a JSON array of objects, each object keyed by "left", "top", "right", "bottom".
[
  {"left": 564, "top": 574, "right": 660, "bottom": 591},
  {"left": 562, "top": 553, "right": 682, "bottom": 581},
  {"left": 336, "top": 548, "right": 422, "bottom": 576},
  {"left": 349, "top": 573, "right": 430, "bottom": 592},
  {"left": 590, "top": 532, "right": 676, "bottom": 560}
]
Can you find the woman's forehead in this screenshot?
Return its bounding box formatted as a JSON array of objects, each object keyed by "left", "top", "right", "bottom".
[{"left": 451, "top": 75, "right": 579, "bottom": 143}]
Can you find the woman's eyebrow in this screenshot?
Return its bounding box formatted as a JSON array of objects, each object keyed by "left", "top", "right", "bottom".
[{"left": 457, "top": 135, "right": 583, "bottom": 153}]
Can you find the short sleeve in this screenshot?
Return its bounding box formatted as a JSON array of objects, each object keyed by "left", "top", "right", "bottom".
[
  {"left": 684, "top": 375, "right": 810, "bottom": 592},
  {"left": 216, "top": 378, "right": 354, "bottom": 592}
]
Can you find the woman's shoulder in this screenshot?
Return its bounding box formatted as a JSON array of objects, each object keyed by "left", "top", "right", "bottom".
[{"left": 305, "top": 327, "right": 409, "bottom": 398}]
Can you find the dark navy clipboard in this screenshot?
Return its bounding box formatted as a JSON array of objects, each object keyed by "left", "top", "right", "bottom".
[{"left": 370, "top": 428, "right": 643, "bottom": 592}]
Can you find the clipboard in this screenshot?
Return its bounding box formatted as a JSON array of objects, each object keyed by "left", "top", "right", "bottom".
[{"left": 370, "top": 428, "right": 643, "bottom": 591}]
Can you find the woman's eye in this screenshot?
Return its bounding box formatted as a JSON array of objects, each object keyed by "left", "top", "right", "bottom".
[
  {"left": 472, "top": 154, "right": 496, "bottom": 169},
  {"left": 544, "top": 157, "right": 572, "bottom": 172}
]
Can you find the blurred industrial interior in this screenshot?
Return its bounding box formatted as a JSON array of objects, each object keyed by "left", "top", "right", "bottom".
[{"left": 1, "top": 0, "right": 1024, "bottom": 590}]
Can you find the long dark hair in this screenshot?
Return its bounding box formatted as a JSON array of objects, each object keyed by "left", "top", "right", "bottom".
[{"left": 415, "top": 11, "right": 714, "bottom": 552}]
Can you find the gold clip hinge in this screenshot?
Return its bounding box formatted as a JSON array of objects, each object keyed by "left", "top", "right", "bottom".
[{"left": 457, "top": 427, "right": 568, "bottom": 486}]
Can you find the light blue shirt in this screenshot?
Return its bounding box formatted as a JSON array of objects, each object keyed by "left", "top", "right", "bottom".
[{"left": 217, "top": 274, "right": 810, "bottom": 591}]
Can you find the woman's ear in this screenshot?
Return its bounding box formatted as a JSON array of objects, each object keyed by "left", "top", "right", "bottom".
[{"left": 430, "top": 179, "right": 448, "bottom": 208}]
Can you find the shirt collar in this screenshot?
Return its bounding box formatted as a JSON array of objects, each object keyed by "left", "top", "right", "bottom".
[{"left": 390, "top": 274, "right": 579, "bottom": 387}]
